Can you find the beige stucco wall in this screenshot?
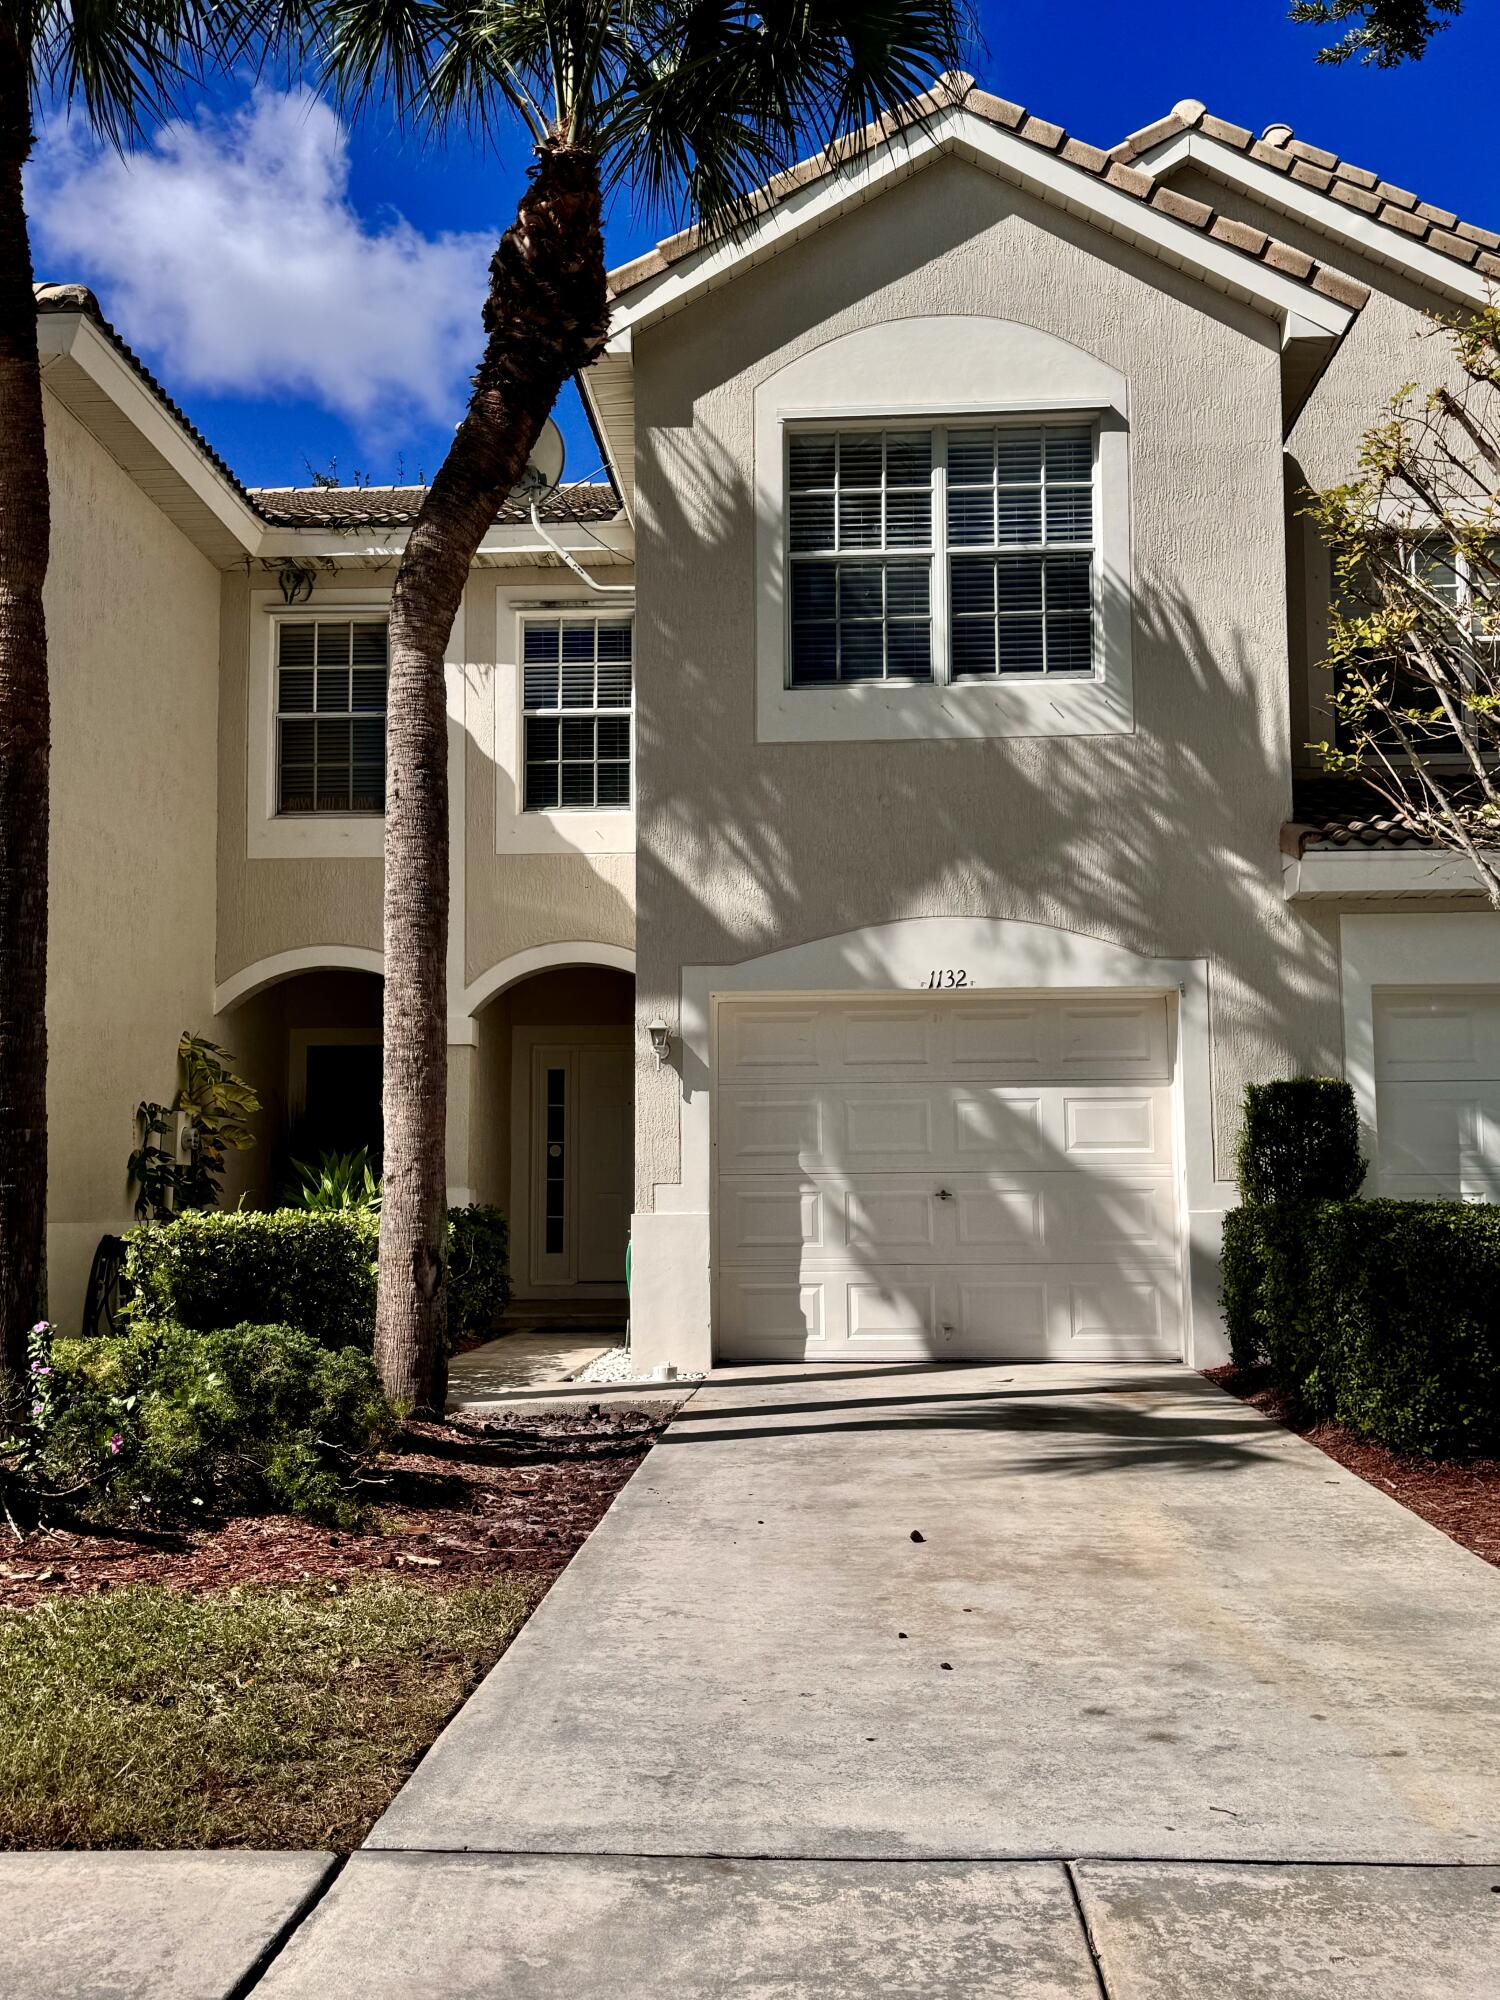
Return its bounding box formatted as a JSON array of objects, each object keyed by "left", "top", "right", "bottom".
[
  {"left": 461, "top": 566, "right": 635, "bottom": 988},
  {"left": 216, "top": 565, "right": 635, "bottom": 1000},
  {"left": 631, "top": 151, "right": 1349, "bottom": 1206},
  {"left": 45, "top": 393, "right": 221, "bottom": 1327},
  {"left": 1167, "top": 163, "right": 1477, "bottom": 760}
]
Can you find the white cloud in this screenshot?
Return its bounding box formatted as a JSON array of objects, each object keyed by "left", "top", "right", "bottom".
[{"left": 28, "top": 87, "right": 495, "bottom": 433}]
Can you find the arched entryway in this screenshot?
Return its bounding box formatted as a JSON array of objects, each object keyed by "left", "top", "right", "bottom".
[
  {"left": 216, "top": 963, "right": 384, "bottom": 1205},
  {"left": 467, "top": 959, "right": 634, "bottom": 1306}
]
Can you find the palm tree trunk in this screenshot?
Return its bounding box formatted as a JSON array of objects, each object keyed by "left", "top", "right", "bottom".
[
  {"left": 0, "top": 26, "right": 49, "bottom": 1381},
  {"left": 375, "top": 138, "right": 610, "bottom": 1411}
]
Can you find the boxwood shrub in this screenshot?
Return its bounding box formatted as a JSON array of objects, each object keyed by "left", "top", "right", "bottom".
[
  {"left": 1234, "top": 1077, "right": 1365, "bottom": 1203},
  {"left": 126, "top": 1209, "right": 379, "bottom": 1350},
  {"left": 1221, "top": 1199, "right": 1500, "bottom": 1457},
  {"left": 124, "top": 1203, "right": 510, "bottom": 1352}
]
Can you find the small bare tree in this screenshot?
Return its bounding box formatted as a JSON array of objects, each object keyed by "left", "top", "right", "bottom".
[{"left": 1309, "top": 305, "right": 1500, "bottom": 906}]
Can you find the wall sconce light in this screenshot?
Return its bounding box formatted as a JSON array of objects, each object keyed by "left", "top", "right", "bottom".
[{"left": 647, "top": 1017, "right": 672, "bottom": 1066}]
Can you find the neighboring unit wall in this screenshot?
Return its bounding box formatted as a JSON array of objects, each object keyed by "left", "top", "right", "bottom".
[
  {"left": 629, "top": 152, "right": 1351, "bottom": 1363},
  {"left": 217, "top": 565, "right": 637, "bottom": 1006},
  {"left": 45, "top": 394, "right": 221, "bottom": 1329},
  {"left": 1163, "top": 163, "right": 1478, "bottom": 762}
]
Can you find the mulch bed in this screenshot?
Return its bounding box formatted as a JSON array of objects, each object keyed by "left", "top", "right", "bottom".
[
  {"left": 1206, "top": 1365, "right": 1500, "bottom": 1569},
  {"left": 0, "top": 1406, "right": 666, "bottom": 1609}
]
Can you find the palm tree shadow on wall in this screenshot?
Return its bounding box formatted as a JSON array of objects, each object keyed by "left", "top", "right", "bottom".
[{"left": 629, "top": 413, "right": 1335, "bottom": 1369}]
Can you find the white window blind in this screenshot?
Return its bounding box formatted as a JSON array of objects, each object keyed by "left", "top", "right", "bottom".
[
  {"left": 522, "top": 617, "right": 633, "bottom": 811},
  {"left": 276, "top": 618, "right": 387, "bottom": 815},
  {"left": 787, "top": 420, "right": 1097, "bottom": 688}
]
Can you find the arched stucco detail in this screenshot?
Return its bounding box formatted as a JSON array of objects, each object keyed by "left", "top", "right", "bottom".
[
  {"left": 214, "top": 945, "right": 385, "bottom": 1014},
  {"left": 461, "top": 942, "right": 636, "bottom": 1019}
]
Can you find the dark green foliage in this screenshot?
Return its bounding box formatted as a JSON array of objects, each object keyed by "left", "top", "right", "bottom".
[
  {"left": 1221, "top": 1200, "right": 1500, "bottom": 1457},
  {"left": 447, "top": 1205, "right": 511, "bottom": 1338},
  {"left": 125, "top": 1208, "right": 379, "bottom": 1351},
  {"left": 124, "top": 1203, "right": 510, "bottom": 1354},
  {"left": 35, "top": 1322, "right": 395, "bottom": 1526},
  {"left": 1235, "top": 1078, "right": 1366, "bottom": 1203}
]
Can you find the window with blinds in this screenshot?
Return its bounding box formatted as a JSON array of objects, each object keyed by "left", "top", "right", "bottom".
[
  {"left": 276, "top": 618, "right": 387, "bottom": 815},
  {"left": 522, "top": 617, "right": 633, "bottom": 811},
  {"left": 786, "top": 421, "right": 1096, "bottom": 688}
]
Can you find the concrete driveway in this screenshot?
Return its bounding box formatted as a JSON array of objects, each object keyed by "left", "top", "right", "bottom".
[{"left": 257, "top": 1364, "right": 1500, "bottom": 1997}]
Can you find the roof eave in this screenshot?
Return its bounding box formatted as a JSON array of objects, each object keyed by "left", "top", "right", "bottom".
[
  {"left": 1130, "top": 128, "right": 1493, "bottom": 309},
  {"left": 37, "top": 309, "right": 265, "bottom": 565}
]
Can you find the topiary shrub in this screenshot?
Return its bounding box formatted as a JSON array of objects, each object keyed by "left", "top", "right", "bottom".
[
  {"left": 32, "top": 1321, "right": 395, "bottom": 1527},
  {"left": 1235, "top": 1078, "right": 1366, "bottom": 1203},
  {"left": 447, "top": 1205, "right": 511, "bottom": 1339},
  {"left": 125, "top": 1209, "right": 379, "bottom": 1351}
]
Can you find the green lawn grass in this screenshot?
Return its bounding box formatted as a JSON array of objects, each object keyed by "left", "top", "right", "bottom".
[{"left": 0, "top": 1577, "right": 541, "bottom": 1849}]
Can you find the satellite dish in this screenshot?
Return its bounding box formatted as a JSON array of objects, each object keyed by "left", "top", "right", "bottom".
[{"left": 513, "top": 417, "right": 565, "bottom": 498}]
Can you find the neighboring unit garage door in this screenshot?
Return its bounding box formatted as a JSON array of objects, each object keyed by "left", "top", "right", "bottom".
[
  {"left": 1374, "top": 989, "right": 1500, "bottom": 1200},
  {"left": 715, "top": 994, "right": 1183, "bottom": 1362}
]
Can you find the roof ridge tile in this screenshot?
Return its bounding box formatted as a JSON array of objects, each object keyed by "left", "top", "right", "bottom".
[{"left": 608, "top": 84, "right": 1371, "bottom": 313}]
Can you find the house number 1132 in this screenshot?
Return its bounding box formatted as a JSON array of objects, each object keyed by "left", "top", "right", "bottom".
[{"left": 923, "top": 969, "right": 970, "bottom": 988}]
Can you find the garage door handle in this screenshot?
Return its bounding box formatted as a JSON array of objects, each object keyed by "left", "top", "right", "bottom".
[{"left": 934, "top": 1188, "right": 954, "bottom": 1201}]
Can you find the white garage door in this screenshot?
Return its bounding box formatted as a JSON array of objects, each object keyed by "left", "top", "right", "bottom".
[
  {"left": 1374, "top": 989, "right": 1500, "bottom": 1200},
  {"left": 715, "top": 993, "right": 1183, "bottom": 1362}
]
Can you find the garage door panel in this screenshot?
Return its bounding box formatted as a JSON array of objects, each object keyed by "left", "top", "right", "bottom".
[
  {"left": 716, "top": 994, "right": 1181, "bottom": 1361},
  {"left": 1058, "top": 999, "right": 1170, "bottom": 1075},
  {"left": 719, "top": 1272, "right": 825, "bottom": 1350},
  {"left": 954, "top": 1186, "right": 1044, "bottom": 1251},
  {"left": 1061, "top": 1092, "right": 1164, "bottom": 1159},
  {"left": 846, "top": 1189, "right": 940, "bottom": 1253},
  {"left": 720, "top": 1082, "right": 1173, "bottom": 1175},
  {"left": 1375, "top": 992, "right": 1500, "bottom": 1198},
  {"left": 718, "top": 1261, "right": 1181, "bottom": 1361},
  {"left": 953, "top": 1090, "right": 1048, "bottom": 1163}
]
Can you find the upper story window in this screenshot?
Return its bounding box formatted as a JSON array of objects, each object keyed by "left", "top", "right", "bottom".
[
  {"left": 787, "top": 421, "right": 1096, "bottom": 689},
  {"left": 522, "top": 615, "right": 633, "bottom": 811},
  {"left": 1333, "top": 540, "right": 1498, "bottom": 759},
  {"left": 276, "top": 617, "right": 387, "bottom": 815}
]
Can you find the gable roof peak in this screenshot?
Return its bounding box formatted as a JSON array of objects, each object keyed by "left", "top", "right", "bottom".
[
  {"left": 1114, "top": 102, "right": 1500, "bottom": 286},
  {"left": 607, "top": 78, "right": 1369, "bottom": 320}
]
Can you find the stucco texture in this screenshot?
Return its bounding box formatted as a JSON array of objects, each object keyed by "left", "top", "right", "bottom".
[
  {"left": 631, "top": 152, "right": 1347, "bottom": 1202},
  {"left": 1167, "top": 162, "right": 1482, "bottom": 762},
  {"left": 215, "top": 567, "right": 634, "bottom": 1001},
  {"left": 44, "top": 394, "right": 221, "bottom": 1326}
]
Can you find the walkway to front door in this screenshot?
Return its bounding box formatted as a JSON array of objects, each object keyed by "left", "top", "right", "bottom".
[{"left": 258, "top": 1364, "right": 1500, "bottom": 1996}]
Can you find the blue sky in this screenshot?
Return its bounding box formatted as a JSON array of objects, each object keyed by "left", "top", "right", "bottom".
[{"left": 27, "top": 0, "right": 1500, "bottom": 495}]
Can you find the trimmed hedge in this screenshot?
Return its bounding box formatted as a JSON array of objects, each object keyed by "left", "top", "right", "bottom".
[
  {"left": 1222, "top": 1199, "right": 1500, "bottom": 1457},
  {"left": 126, "top": 1209, "right": 379, "bottom": 1350},
  {"left": 1235, "top": 1077, "right": 1365, "bottom": 1203},
  {"left": 124, "top": 1202, "right": 511, "bottom": 1352}
]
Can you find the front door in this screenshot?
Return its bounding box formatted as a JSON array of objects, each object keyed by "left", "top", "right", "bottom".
[{"left": 526, "top": 1037, "right": 631, "bottom": 1292}]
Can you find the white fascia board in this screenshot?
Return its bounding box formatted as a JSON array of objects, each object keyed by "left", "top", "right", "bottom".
[
  {"left": 1136, "top": 130, "right": 1489, "bottom": 309},
  {"left": 37, "top": 311, "right": 263, "bottom": 553},
  {"left": 610, "top": 109, "right": 1356, "bottom": 340},
  {"left": 1284, "top": 847, "right": 1498, "bottom": 899},
  {"left": 254, "top": 518, "right": 636, "bottom": 567}
]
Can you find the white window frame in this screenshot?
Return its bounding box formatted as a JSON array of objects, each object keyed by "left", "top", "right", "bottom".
[
  {"left": 753, "top": 325, "right": 1134, "bottom": 746},
  {"left": 248, "top": 594, "right": 393, "bottom": 859},
  {"left": 1328, "top": 538, "right": 1499, "bottom": 769},
  {"left": 519, "top": 611, "right": 634, "bottom": 815},
  {"left": 494, "top": 586, "right": 636, "bottom": 856},
  {"left": 273, "top": 612, "right": 389, "bottom": 819},
  {"left": 784, "top": 417, "right": 1100, "bottom": 691}
]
